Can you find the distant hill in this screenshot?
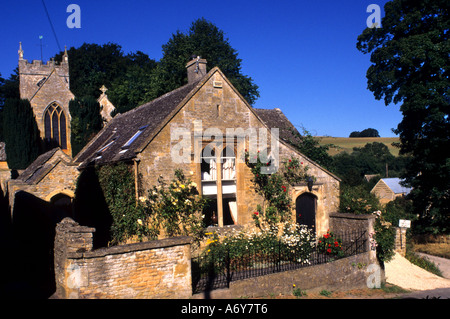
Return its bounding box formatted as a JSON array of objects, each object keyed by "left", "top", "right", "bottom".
[{"left": 318, "top": 137, "right": 401, "bottom": 156}]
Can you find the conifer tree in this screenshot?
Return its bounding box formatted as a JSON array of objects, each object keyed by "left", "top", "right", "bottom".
[{"left": 2, "top": 99, "right": 41, "bottom": 169}]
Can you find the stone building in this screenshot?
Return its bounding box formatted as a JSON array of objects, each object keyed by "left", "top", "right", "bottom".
[
  {"left": 73, "top": 56, "right": 341, "bottom": 236},
  {"left": 18, "top": 43, "right": 74, "bottom": 156},
  {"left": 371, "top": 177, "right": 412, "bottom": 205},
  {"left": 97, "top": 85, "right": 116, "bottom": 125},
  {"left": 7, "top": 52, "right": 340, "bottom": 237}
]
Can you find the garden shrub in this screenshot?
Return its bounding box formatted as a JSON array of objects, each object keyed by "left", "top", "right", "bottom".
[{"left": 317, "top": 230, "right": 344, "bottom": 258}]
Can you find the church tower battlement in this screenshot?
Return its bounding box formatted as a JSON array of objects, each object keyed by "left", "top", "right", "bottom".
[{"left": 18, "top": 42, "right": 74, "bottom": 156}]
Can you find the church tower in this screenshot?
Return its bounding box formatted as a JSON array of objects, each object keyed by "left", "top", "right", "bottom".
[{"left": 18, "top": 42, "right": 74, "bottom": 156}]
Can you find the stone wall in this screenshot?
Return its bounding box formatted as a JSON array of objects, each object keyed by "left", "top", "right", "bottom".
[
  {"left": 329, "top": 212, "right": 377, "bottom": 263},
  {"left": 136, "top": 70, "right": 340, "bottom": 233},
  {"left": 54, "top": 218, "right": 193, "bottom": 299},
  {"left": 192, "top": 252, "right": 375, "bottom": 299},
  {"left": 394, "top": 227, "right": 407, "bottom": 257}
]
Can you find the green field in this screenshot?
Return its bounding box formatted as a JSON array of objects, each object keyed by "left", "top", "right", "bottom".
[{"left": 318, "top": 137, "right": 401, "bottom": 156}]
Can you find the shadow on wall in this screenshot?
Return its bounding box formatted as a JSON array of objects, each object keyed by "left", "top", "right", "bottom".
[
  {"left": 73, "top": 166, "right": 112, "bottom": 249},
  {"left": 4, "top": 191, "right": 72, "bottom": 299}
]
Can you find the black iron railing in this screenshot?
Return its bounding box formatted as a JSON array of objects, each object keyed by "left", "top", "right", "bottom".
[{"left": 191, "top": 230, "right": 368, "bottom": 294}]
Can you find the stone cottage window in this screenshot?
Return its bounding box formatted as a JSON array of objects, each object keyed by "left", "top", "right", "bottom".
[
  {"left": 44, "top": 102, "right": 67, "bottom": 150},
  {"left": 201, "top": 145, "right": 237, "bottom": 227}
]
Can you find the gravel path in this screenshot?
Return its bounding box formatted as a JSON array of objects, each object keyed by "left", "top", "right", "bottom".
[{"left": 385, "top": 252, "right": 450, "bottom": 291}]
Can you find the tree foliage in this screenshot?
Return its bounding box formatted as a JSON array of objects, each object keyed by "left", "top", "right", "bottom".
[
  {"left": 332, "top": 142, "right": 410, "bottom": 185},
  {"left": 154, "top": 18, "right": 260, "bottom": 105},
  {"left": 2, "top": 99, "right": 41, "bottom": 169},
  {"left": 69, "top": 96, "right": 103, "bottom": 156},
  {"left": 357, "top": 0, "right": 449, "bottom": 232},
  {"left": 349, "top": 128, "right": 380, "bottom": 137}
]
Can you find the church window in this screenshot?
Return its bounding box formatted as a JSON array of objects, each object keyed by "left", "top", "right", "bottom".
[{"left": 44, "top": 102, "right": 67, "bottom": 150}]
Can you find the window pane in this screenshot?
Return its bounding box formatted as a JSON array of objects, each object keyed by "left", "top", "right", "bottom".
[
  {"left": 60, "top": 111, "right": 67, "bottom": 149},
  {"left": 52, "top": 111, "right": 59, "bottom": 146},
  {"left": 44, "top": 110, "right": 51, "bottom": 140}
]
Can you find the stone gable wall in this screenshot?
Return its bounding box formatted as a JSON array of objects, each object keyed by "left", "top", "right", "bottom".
[
  {"left": 136, "top": 71, "right": 339, "bottom": 234},
  {"left": 8, "top": 155, "right": 79, "bottom": 212}
]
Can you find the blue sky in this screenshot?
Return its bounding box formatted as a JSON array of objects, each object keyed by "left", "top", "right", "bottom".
[{"left": 0, "top": 0, "right": 401, "bottom": 137}]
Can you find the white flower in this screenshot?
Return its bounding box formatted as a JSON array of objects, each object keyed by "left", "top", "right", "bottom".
[
  {"left": 137, "top": 219, "right": 143, "bottom": 225},
  {"left": 138, "top": 196, "right": 147, "bottom": 203}
]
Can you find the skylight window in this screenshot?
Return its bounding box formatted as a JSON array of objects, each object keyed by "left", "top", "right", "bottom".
[
  {"left": 122, "top": 125, "right": 148, "bottom": 149},
  {"left": 96, "top": 140, "right": 115, "bottom": 155}
]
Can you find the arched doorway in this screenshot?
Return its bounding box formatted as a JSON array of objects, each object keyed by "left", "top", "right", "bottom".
[
  {"left": 296, "top": 193, "right": 317, "bottom": 231},
  {"left": 50, "top": 193, "right": 73, "bottom": 218}
]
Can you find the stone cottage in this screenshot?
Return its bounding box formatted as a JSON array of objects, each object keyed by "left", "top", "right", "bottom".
[
  {"left": 371, "top": 177, "right": 412, "bottom": 205},
  {"left": 7, "top": 47, "right": 340, "bottom": 237},
  {"left": 72, "top": 56, "right": 341, "bottom": 236}
]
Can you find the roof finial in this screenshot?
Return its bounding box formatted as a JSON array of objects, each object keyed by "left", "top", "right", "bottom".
[
  {"left": 63, "top": 45, "right": 68, "bottom": 63},
  {"left": 18, "top": 42, "right": 24, "bottom": 60}
]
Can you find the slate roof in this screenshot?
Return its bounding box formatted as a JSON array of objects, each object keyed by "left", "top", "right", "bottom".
[
  {"left": 382, "top": 178, "right": 412, "bottom": 195},
  {"left": 74, "top": 70, "right": 304, "bottom": 169},
  {"left": 253, "top": 108, "right": 302, "bottom": 146},
  {"left": 0, "top": 142, "right": 6, "bottom": 161},
  {"left": 17, "top": 148, "right": 71, "bottom": 184},
  {"left": 74, "top": 79, "right": 201, "bottom": 167}
]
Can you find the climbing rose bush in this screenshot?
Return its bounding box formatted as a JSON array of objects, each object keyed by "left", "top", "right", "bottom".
[{"left": 317, "top": 230, "right": 344, "bottom": 257}]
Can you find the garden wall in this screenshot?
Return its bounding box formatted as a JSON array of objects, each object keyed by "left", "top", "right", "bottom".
[
  {"left": 53, "top": 217, "right": 192, "bottom": 299},
  {"left": 192, "top": 252, "right": 374, "bottom": 299}
]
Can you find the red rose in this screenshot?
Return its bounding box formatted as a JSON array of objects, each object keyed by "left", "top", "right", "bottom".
[
  {"left": 327, "top": 248, "right": 332, "bottom": 253},
  {"left": 254, "top": 212, "right": 259, "bottom": 215},
  {"left": 289, "top": 159, "right": 292, "bottom": 162}
]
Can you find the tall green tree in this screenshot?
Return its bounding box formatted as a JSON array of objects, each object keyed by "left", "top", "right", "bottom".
[
  {"left": 2, "top": 99, "right": 41, "bottom": 169},
  {"left": 154, "top": 18, "right": 260, "bottom": 105},
  {"left": 108, "top": 51, "right": 158, "bottom": 114},
  {"left": 53, "top": 43, "right": 130, "bottom": 99},
  {"left": 357, "top": 0, "right": 449, "bottom": 233},
  {"left": 69, "top": 96, "right": 103, "bottom": 156}
]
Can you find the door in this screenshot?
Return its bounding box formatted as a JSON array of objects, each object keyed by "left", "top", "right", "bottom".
[{"left": 296, "top": 193, "right": 317, "bottom": 230}]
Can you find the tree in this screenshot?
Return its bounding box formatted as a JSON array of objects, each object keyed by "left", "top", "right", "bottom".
[
  {"left": 154, "top": 18, "right": 260, "bottom": 105},
  {"left": 108, "top": 51, "right": 158, "bottom": 114},
  {"left": 332, "top": 142, "right": 409, "bottom": 186},
  {"left": 2, "top": 99, "right": 41, "bottom": 169},
  {"left": 69, "top": 96, "right": 103, "bottom": 156},
  {"left": 53, "top": 43, "right": 131, "bottom": 99},
  {"left": 289, "top": 127, "right": 334, "bottom": 170},
  {"left": 349, "top": 128, "right": 380, "bottom": 137},
  {"left": 357, "top": 0, "right": 449, "bottom": 233}
]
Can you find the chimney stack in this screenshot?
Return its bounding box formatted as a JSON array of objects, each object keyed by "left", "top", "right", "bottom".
[{"left": 186, "top": 55, "right": 207, "bottom": 84}]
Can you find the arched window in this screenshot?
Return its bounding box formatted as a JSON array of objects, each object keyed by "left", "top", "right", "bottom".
[{"left": 44, "top": 102, "right": 67, "bottom": 149}]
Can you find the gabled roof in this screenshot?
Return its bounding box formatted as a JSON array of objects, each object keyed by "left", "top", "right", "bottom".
[
  {"left": 17, "top": 148, "right": 73, "bottom": 184},
  {"left": 381, "top": 178, "right": 412, "bottom": 195},
  {"left": 74, "top": 79, "right": 201, "bottom": 167},
  {"left": 253, "top": 108, "right": 302, "bottom": 146},
  {"left": 73, "top": 66, "right": 337, "bottom": 184}
]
